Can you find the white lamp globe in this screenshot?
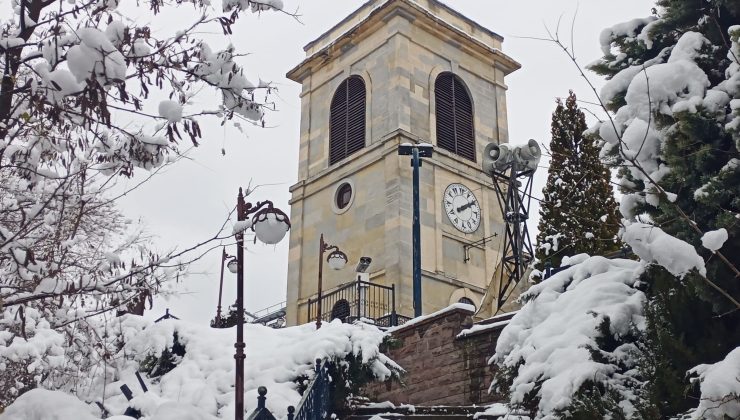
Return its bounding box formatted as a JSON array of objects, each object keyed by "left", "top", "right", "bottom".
[
  {"left": 227, "top": 258, "right": 238, "bottom": 273},
  {"left": 253, "top": 212, "right": 289, "bottom": 245},
  {"left": 327, "top": 250, "right": 348, "bottom": 270}
]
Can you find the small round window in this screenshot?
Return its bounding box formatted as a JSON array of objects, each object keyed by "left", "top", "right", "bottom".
[
  {"left": 336, "top": 184, "right": 352, "bottom": 209},
  {"left": 332, "top": 180, "right": 355, "bottom": 214}
]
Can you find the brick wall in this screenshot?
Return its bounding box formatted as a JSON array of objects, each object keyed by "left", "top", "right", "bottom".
[{"left": 363, "top": 306, "right": 507, "bottom": 406}]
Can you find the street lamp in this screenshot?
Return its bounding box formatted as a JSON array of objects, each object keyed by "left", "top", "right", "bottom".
[
  {"left": 398, "top": 142, "right": 433, "bottom": 317},
  {"left": 232, "top": 187, "right": 290, "bottom": 420},
  {"left": 316, "top": 233, "right": 348, "bottom": 329},
  {"left": 211, "top": 248, "right": 237, "bottom": 328},
  {"left": 227, "top": 258, "right": 239, "bottom": 273}
]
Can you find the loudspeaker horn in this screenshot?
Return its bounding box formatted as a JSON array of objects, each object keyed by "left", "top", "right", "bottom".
[
  {"left": 517, "top": 139, "right": 542, "bottom": 170},
  {"left": 482, "top": 142, "right": 513, "bottom": 175}
]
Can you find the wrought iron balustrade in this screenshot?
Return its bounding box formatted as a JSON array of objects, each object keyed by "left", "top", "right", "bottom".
[
  {"left": 289, "top": 359, "right": 332, "bottom": 420},
  {"left": 211, "top": 301, "right": 287, "bottom": 329},
  {"left": 307, "top": 280, "right": 407, "bottom": 327},
  {"left": 251, "top": 301, "right": 287, "bottom": 328}
]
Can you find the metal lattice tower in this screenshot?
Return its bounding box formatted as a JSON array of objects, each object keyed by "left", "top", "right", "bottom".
[{"left": 481, "top": 140, "right": 541, "bottom": 311}]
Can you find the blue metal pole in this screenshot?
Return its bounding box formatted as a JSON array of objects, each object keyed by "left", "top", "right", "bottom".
[{"left": 412, "top": 147, "right": 422, "bottom": 317}]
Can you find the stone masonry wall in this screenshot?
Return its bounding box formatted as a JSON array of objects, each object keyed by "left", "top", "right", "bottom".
[{"left": 363, "top": 306, "right": 507, "bottom": 406}]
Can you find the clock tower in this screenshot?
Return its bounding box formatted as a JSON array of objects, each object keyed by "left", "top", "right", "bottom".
[{"left": 284, "top": 0, "right": 520, "bottom": 326}]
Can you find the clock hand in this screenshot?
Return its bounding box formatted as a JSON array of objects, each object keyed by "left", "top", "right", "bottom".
[{"left": 456, "top": 201, "right": 475, "bottom": 213}]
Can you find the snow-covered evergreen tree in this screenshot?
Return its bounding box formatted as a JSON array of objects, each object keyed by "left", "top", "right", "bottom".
[
  {"left": 589, "top": 1, "right": 740, "bottom": 417},
  {"left": 535, "top": 91, "right": 620, "bottom": 270},
  {"left": 492, "top": 2, "right": 740, "bottom": 418}
]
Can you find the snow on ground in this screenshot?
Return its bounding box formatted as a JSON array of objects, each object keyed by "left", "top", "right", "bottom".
[
  {"left": 0, "top": 389, "right": 100, "bottom": 420},
  {"left": 1, "top": 317, "right": 399, "bottom": 420},
  {"left": 491, "top": 256, "right": 646, "bottom": 418},
  {"left": 472, "top": 403, "right": 529, "bottom": 420}
]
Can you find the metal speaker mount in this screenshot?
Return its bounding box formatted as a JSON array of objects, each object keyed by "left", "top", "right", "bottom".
[{"left": 481, "top": 140, "right": 539, "bottom": 311}]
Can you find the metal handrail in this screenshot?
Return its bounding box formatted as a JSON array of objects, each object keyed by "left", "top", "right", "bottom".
[
  {"left": 307, "top": 280, "right": 402, "bottom": 327},
  {"left": 251, "top": 301, "right": 287, "bottom": 319},
  {"left": 288, "top": 359, "right": 332, "bottom": 420},
  {"left": 307, "top": 281, "right": 357, "bottom": 305}
]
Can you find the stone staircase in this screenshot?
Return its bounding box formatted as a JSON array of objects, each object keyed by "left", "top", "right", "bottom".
[{"left": 347, "top": 404, "right": 502, "bottom": 420}]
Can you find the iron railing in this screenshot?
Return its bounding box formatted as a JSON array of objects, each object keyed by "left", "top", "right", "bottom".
[
  {"left": 289, "top": 359, "right": 332, "bottom": 420},
  {"left": 211, "top": 301, "right": 287, "bottom": 329},
  {"left": 251, "top": 301, "right": 287, "bottom": 328},
  {"left": 307, "top": 280, "right": 407, "bottom": 327}
]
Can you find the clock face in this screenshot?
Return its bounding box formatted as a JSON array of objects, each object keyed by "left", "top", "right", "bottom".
[{"left": 443, "top": 183, "right": 481, "bottom": 234}]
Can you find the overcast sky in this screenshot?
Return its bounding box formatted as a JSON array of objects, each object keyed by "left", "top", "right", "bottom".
[{"left": 103, "top": 0, "right": 651, "bottom": 324}]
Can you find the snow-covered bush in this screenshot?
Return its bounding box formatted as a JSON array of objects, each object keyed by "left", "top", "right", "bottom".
[
  {"left": 683, "top": 347, "right": 740, "bottom": 420},
  {"left": 491, "top": 256, "right": 645, "bottom": 419},
  {"left": 0, "top": 316, "right": 400, "bottom": 419},
  {"left": 0, "top": 175, "right": 177, "bottom": 406},
  {"left": 0, "top": 388, "right": 101, "bottom": 420}
]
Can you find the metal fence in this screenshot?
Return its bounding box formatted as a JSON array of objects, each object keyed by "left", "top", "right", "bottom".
[
  {"left": 307, "top": 280, "right": 406, "bottom": 327},
  {"left": 250, "top": 301, "right": 287, "bottom": 328},
  {"left": 289, "top": 359, "right": 332, "bottom": 420}
]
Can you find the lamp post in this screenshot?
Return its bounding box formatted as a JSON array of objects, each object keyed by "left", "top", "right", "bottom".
[
  {"left": 232, "top": 188, "right": 291, "bottom": 420},
  {"left": 398, "top": 142, "right": 433, "bottom": 317},
  {"left": 316, "top": 233, "right": 348, "bottom": 329},
  {"left": 211, "top": 248, "right": 237, "bottom": 328}
]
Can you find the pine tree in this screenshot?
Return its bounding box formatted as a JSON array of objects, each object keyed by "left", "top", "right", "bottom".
[
  {"left": 535, "top": 91, "right": 620, "bottom": 270},
  {"left": 588, "top": 1, "right": 740, "bottom": 417}
]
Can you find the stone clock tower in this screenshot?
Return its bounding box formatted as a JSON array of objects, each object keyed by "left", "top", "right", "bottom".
[{"left": 284, "top": 0, "right": 520, "bottom": 326}]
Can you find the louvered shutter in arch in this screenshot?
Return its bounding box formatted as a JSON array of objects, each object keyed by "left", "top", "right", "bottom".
[
  {"left": 435, "top": 72, "right": 475, "bottom": 162},
  {"left": 329, "top": 76, "right": 366, "bottom": 166}
]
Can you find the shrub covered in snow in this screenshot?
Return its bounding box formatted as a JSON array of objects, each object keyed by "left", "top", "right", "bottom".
[
  {"left": 491, "top": 256, "right": 646, "bottom": 418},
  {"left": 108, "top": 316, "right": 399, "bottom": 418},
  {"left": 683, "top": 347, "right": 740, "bottom": 420},
  {"left": 0, "top": 389, "right": 100, "bottom": 420},
  {"left": 0, "top": 316, "right": 400, "bottom": 419}
]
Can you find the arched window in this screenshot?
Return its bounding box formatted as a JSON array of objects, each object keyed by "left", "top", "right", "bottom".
[
  {"left": 435, "top": 72, "right": 475, "bottom": 161},
  {"left": 329, "top": 76, "right": 366, "bottom": 165},
  {"left": 458, "top": 297, "right": 476, "bottom": 311}
]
